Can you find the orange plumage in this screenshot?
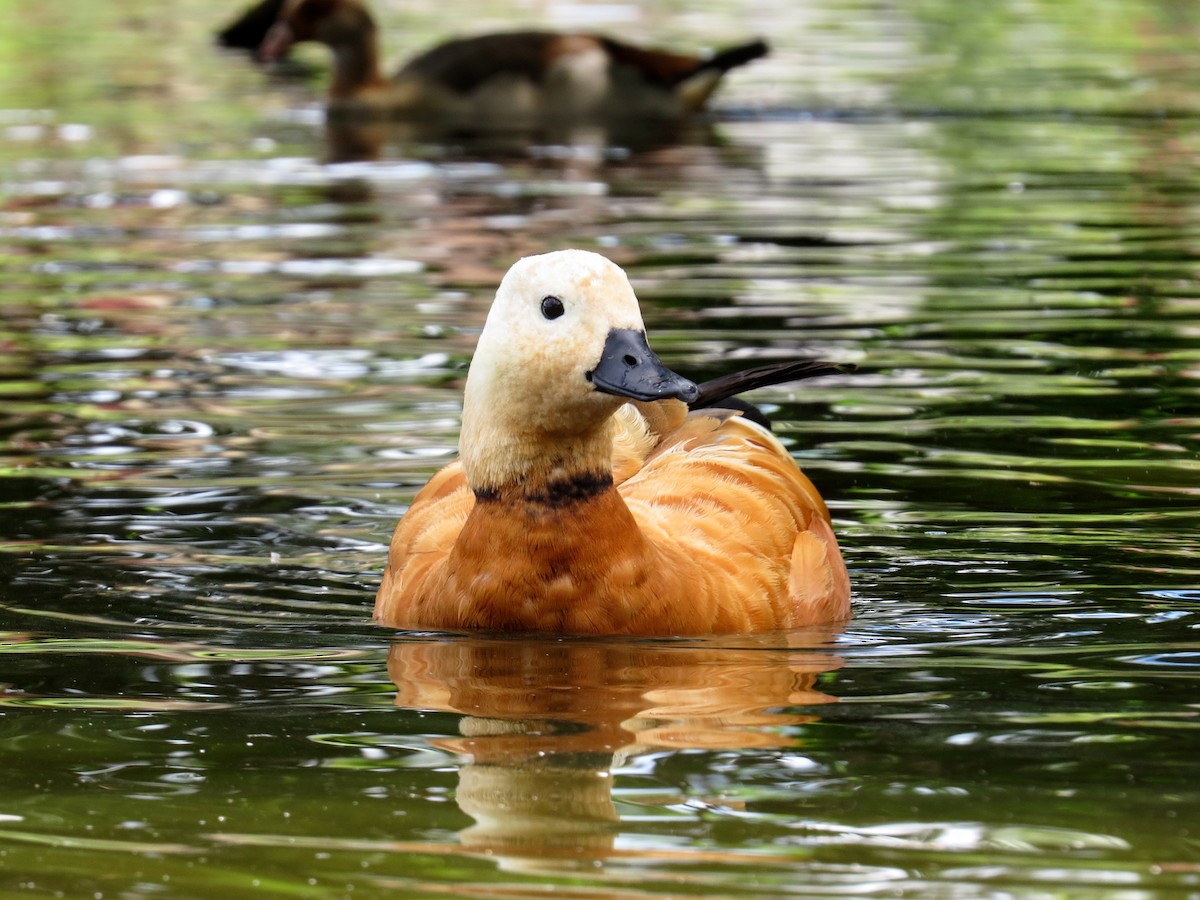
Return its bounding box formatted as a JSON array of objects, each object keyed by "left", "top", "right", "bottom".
[{"left": 375, "top": 250, "right": 851, "bottom": 635}]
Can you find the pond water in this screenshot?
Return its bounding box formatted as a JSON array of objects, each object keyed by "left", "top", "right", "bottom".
[{"left": 2, "top": 0, "right": 1199, "bottom": 896}]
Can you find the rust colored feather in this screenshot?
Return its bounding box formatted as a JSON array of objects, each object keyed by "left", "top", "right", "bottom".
[
  {"left": 597, "top": 36, "right": 768, "bottom": 87},
  {"left": 374, "top": 249, "right": 853, "bottom": 637},
  {"left": 377, "top": 407, "right": 851, "bottom": 636}
]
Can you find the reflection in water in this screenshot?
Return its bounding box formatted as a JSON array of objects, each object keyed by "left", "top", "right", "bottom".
[
  {"left": 321, "top": 114, "right": 726, "bottom": 164},
  {"left": 387, "top": 632, "right": 840, "bottom": 867}
]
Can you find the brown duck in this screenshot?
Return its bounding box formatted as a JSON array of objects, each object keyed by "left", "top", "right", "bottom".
[{"left": 258, "top": 0, "right": 769, "bottom": 124}]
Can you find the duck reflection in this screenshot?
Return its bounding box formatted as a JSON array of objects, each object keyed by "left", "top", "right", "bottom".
[
  {"left": 386, "top": 631, "right": 842, "bottom": 866},
  {"left": 322, "top": 114, "right": 723, "bottom": 164}
]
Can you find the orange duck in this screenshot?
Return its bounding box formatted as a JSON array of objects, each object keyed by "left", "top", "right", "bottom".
[
  {"left": 257, "top": 0, "right": 769, "bottom": 125},
  {"left": 375, "top": 250, "right": 853, "bottom": 636}
]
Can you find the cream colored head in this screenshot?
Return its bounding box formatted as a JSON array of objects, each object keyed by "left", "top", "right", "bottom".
[{"left": 459, "top": 249, "right": 697, "bottom": 491}]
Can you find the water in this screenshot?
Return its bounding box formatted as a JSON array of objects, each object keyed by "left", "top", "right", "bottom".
[{"left": 2, "top": 0, "right": 1198, "bottom": 896}]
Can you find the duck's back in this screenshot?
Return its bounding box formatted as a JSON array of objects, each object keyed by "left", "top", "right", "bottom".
[
  {"left": 617, "top": 410, "right": 849, "bottom": 631},
  {"left": 389, "top": 32, "right": 602, "bottom": 122},
  {"left": 391, "top": 31, "right": 757, "bottom": 120},
  {"left": 374, "top": 407, "right": 849, "bottom": 635},
  {"left": 397, "top": 31, "right": 563, "bottom": 92}
]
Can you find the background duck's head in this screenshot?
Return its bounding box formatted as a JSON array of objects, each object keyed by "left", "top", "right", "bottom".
[
  {"left": 460, "top": 250, "right": 697, "bottom": 489},
  {"left": 260, "top": 0, "right": 376, "bottom": 61}
]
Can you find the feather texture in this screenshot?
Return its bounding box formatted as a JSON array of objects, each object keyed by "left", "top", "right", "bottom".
[{"left": 375, "top": 250, "right": 852, "bottom": 636}]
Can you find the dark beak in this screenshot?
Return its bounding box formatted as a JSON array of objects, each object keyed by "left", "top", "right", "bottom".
[
  {"left": 258, "top": 22, "right": 295, "bottom": 62},
  {"left": 588, "top": 328, "right": 699, "bottom": 403}
]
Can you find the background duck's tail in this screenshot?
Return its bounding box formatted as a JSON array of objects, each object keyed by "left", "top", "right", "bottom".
[
  {"left": 671, "top": 39, "right": 769, "bottom": 112},
  {"left": 701, "top": 39, "right": 769, "bottom": 75}
]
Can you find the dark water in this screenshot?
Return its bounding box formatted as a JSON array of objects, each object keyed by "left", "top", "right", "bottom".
[{"left": 2, "top": 0, "right": 1199, "bottom": 896}]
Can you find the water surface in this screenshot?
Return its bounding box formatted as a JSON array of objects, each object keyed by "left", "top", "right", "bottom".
[{"left": 1, "top": 0, "right": 1198, "bottom": 896}]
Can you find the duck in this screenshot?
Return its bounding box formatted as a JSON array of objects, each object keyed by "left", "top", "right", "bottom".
[
  {"left": 374, "top": 249, "right": 853, "bottom": 636},
  {"left": 217, "top": 0, "right": 288, "bottom": 55},
  {"left": 256, "top": 0, "right": 769, "bottom": 126}
]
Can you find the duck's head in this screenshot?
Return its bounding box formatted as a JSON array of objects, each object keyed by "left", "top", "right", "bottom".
[
  {"left": 461, "top": 251, "right": 697, "bottom": 479},
  {"left": 260, "top": 0, "right": 375, "bottom": 61}
]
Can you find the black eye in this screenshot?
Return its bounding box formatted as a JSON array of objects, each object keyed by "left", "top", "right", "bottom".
[{"left": 540, "top": 295, "right": 565, "bottom": 320}]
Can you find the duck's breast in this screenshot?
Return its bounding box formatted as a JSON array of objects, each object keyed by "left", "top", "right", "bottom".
[
  {"left": 375, "top": 460, "right": 473, "bottom": 624},
  {"left": 375, "top": 410, "right": 850, "bottom": 634}
]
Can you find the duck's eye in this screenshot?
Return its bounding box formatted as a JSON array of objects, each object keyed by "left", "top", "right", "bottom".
[{"left": 540, "top": 295, "right": 565, "bottom": 320}]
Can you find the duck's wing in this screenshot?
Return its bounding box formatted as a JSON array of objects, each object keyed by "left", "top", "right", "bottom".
[
  {"left": 619, "top": 411, "right": 850, "bottom": 629},
  {"left": 395, "top": 31, "right": 564, "bottom": 91},
  {"left": 597, "top": 37, "right": 768, "bottom": 112},
  {"left": 690, "top": 360, "right": 856, "bottom": 430},
  {"left": 692, "top": 360, "right": 855, "bottom": 410},
  {"left": 613, "top": 358, "right": 854, "bottom": 478}
]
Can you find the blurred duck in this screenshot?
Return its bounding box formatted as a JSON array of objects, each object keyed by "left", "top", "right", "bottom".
[
  {"left": 218, "top": 0, "right": 288, "bottom": 54},
  {"left": 255, "top": 0, "right": 769, "bottom": 125},
  {"left": 375, "top": 250, "right": 853, "bottom": 635}
]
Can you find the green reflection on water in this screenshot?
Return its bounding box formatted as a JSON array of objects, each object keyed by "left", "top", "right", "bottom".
[{"left": 2, "top": 0, "right": 1200, "bottom": 897}]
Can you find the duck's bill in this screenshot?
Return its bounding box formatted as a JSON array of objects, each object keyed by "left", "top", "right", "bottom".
[
  {"left": 589, "top": 328, "right": 699, "bottom": 403},
  {"left": 259, "top": 22, "right": 295, "bottom": 61}
]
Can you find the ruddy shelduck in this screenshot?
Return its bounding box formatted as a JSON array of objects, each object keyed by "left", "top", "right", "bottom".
[
  {"left": 255, "top": 0, "right": 769, "bottom": 124},
  {"left": 375, "top": 249, "right": 852, "bottom": 635}
]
